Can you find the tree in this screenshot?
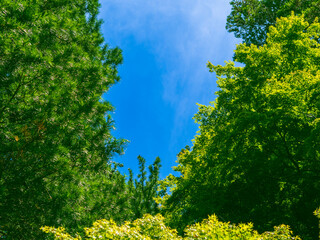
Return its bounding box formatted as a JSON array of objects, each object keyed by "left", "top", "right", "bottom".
[
  {"left": 128, "top": 156, "right": 162, "bottom": 219},
  {"left": 226, "top": 0, "right": 320, "bottom": 46},
  {"left": 0, "top": 0, "right": 130, "bottom": 238},
  {"left": 162, "top": 14, "right": 320, "bottom": 239}
]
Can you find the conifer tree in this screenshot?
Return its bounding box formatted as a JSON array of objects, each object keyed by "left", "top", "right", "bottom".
[
  {"left": 0, "top": 0, "right": 131, "bottom": 238},
  {"left": 129, "top": 156, "right": 161, "bottom": 219}
]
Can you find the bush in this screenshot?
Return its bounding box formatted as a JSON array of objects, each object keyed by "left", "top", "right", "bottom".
[{"left": 41, "top": 214, "right": 301, "bottom": 239}]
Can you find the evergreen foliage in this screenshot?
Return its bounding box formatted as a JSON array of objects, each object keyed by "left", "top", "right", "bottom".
[
  {"left": 2, "top": 0, "right": 319, "bottom": 239},
  {"left": 0, "top": 0, "right": 131, "bottom": 238},
  {"left": 128, "top": 156, "right": 161, "bottom": 219},
  {"left": 161, "top": 14, "right": 320, "bottom": 239}
]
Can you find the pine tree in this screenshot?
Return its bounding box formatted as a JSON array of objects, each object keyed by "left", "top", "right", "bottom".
[
  {"left": 129, "top": 156, "right": 161, "bottom": 219},
  {"left": 0, "top": 0, "right": 131, "bottom": 238}
]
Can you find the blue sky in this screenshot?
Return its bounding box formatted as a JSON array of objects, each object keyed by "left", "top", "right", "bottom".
[{"left": 99, "top": 1, "right": 240, "bottom": 179}]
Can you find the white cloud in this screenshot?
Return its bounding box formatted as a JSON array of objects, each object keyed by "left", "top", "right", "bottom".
[{"left": 100, "top": 0, "right": 241, "bottom": 157}]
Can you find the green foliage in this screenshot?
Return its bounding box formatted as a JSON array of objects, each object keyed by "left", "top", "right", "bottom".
[
  {"left": 128, "top": 156, "right": 162, "bottom": 219},
  {"left": 184, "top": 215, "right": 300, "bottom": 240},
  {"left": 226, "top": 0, "right": 320, "bottom": 45},
  {"left": 315, "top": 208, "right": 320, "bottom": 219},
  {"left": 161, "top": 14, "right": 320, "bottom": 239},
  {"left": 0, "top": 0, "right": 133, "bottom": 238},
  {"left": 315, "top": 208, "right": 320, "bottom": 240},
  {"left": 41, "top": 214, "right": 300, "bottom": 240},
  {"left": 42, "top": 214, "right": 181, "bottom": 240}
]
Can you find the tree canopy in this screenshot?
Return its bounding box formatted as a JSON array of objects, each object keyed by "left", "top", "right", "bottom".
[
  {"left": 161, "top": 14, "right": 320, "bottom": 239},
  {"left": 1, "top": 0, "right": 319, "bottom": 239},
  {"left": 226, "top": 0, "right": 320, "bottom": 45},
  {"left": 0, "top": 0, "right": 131, "bottom": 238}
]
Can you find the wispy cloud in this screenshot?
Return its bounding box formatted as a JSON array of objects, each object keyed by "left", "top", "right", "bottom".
[{"left": 100, "top": 1, "right": 240, "bottom": 171}]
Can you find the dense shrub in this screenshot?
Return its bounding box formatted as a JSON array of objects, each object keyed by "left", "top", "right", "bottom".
[{"left": 41, "top": 214, "right": 301, "bottom": 239}]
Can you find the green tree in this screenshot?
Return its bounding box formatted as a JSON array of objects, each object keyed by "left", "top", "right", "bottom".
[
  {"left": 226, "top": 0, "right": 320, "bottom": 46},
  {"left": 128, "top": 156, "right": 162, "bottom": 219},
  {"left": 162, "top": 14, "right": 320, "bottom": 239},
  {"left": 314, "top": 208, "right": 320, "bottom": 240},
  {"left": 0, "top": 0, "right": 131, "bottom": 238}
]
